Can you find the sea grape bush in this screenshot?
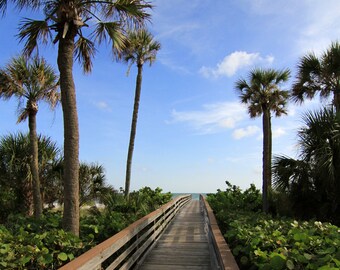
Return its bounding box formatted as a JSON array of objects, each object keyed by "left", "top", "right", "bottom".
[
  {"left": 207, "top": 183, "right": 340, "bottom": 270},
  {"left": 207, "top": 181, "right": 262, "bottom": 214},
  {"left": 0, "top": 225, "right": 89, "bottom": 269},
  {"left": 222, "top": 211, "right": 340, "bottom": 270},
  {"left": 0, "top": 187, "right": 172, "bottom": 269}
]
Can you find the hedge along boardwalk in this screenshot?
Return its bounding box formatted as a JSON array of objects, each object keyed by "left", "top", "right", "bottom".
[{"left": 138, "top": 200, "right": 212, "bottom": 270}]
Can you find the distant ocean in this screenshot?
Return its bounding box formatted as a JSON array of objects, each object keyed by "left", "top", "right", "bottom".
[{"left": 171, "top": 193, "right": 207, "bottom": 200}]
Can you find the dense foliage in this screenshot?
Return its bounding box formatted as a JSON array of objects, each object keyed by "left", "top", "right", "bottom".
[
  {"left": 207, "top": 183, "right": 340, "bottom": 270},
  {"left": 0, "top": 187, "right": 172, "bottom": 269},
  {"left": 0, "top": 132, "right": 114, "bottom": 222},
  {"left": 273, "top": 107, "right": 340, "bottom": 225}
]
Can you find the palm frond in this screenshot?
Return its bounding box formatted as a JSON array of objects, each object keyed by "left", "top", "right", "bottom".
[
  {"left": 102, "top": 0, "right": 152, "bottom": 28},
  {"left": 93, "top": 21, "right": 126, "bottom": 58},
  {"left": 0, "top": 0, "right": 7, "bottom": 16},
  {"left": 18, "top": 18, "right": 51, "bottom": 56},
  {"left": 17, "top": 107, "right": 29, "bottom": 123},
  {"left": 75, "top": 36, "right": 96, "bottom": 73},
  {"left": 291, "top": 53, "right": 321, "bottom": 104}
]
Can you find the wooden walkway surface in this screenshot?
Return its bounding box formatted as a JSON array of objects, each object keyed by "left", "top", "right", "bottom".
[{"left": 138, "top": 200, "right": 212, "bottom": 270}]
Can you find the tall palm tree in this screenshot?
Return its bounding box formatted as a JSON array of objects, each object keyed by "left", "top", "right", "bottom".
[
  {"left": 7, "top": 0, "right": 151, "bottom": 235},
  {"left": 292, "top": 41, "right": 340, "bottom": 113},
  {"left": 235, "top": 68, "right": 290, "bottom": 212},
  {"left": 121, "top": 29, "right": 161, "bottom": 198},
  {"left": 0, "top": 56, "right": 59, "bottom": 218}
]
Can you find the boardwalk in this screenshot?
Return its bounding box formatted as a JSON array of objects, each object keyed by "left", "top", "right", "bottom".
[{"left": 139, "top": 200, "right": 212, "bottom": 270}]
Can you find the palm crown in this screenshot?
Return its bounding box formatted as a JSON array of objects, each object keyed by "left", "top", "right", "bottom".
[
  {"left": 13, "top": 0, "right": 152, "bottom": 72},
  {"left": 122, "top": 29, "right": 161, "bottom": 73},
  {"left": 292, "top": 41, "right": 340, "bottom": 111},
  {"left": 235, "top": 68, "right": 290, "bottom": 118},
  {"left": 0, "top": 55, "right": 59, "bottom": 122}
]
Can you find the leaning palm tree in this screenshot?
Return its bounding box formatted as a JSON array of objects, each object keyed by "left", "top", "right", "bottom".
[
  {"left": 292, "top": 41, "right": 340, "bottom": 113},
  {"left": 235, "top": 68, "right": 290, "bottom": 212},
  {"left": 0, "top": 56, "right": 59, "bottom": 218},
  {"left": 121, "top": 29, "right": 161, "bottom": 198},
  {"left": 8, "top": 0, "right": 151, "bottom": 235}
]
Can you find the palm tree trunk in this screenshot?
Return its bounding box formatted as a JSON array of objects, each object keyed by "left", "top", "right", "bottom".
[
  {"left": 262, "top": 109, "right": 271, "bottom": 213},
  {"left": 28, "top": 111, "right": 43, "bottom": 218},
  {"left": 125, "top": 64, "right": 143, "bottom": 198},
  {"left": 58, "top": 27, "right": 80, "bottom": 236}
]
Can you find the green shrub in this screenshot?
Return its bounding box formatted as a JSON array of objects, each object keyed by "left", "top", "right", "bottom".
[
  {"left": 207, "top": 181, "right": 262, "bottom": 214},
  {"left": 0, "top": 224, "right": 90, "bottom": 269},
  {"left": 223, "top": 211, "right": 340, "bottom": 270},
  {"left": 208, "top": 182, "right": 340, "bottom": 269}
]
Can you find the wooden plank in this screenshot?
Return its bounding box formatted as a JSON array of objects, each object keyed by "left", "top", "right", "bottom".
[
  {"left": 59, "top": 195, "right": 191, "bottom": 270},
  {"left": 138, "top": 200, "right": 212, "bottom": 270}
]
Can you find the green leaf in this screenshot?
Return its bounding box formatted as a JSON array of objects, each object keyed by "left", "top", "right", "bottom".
[
  {"left": 317, "top": 266, "right": 339, "bottom": 270},
  {"left": 21, "top": 256, "right": 31, "bottom": 265},
  {"left": 270, "top": 255, "right": 286, "bottom": 270},
  {"left": 304, "top": 253, "right": 313, "bottom": 260},
  {"left": 333, "top": 258, "right": 340, "bottom": 267},
  {"left": 58, "top": 252, "right": 68, "bottom": 261},
  {"left": 293, "top": 232, "right": 308, "bottom": 241},
  {"left": 68, "top": 253, "right": 74, "bottom": 260},
  {"left": 43, "top": 254, "right": 53, "bottom": 264},
  {"left": 286, "top": 259, "right": 295, "bottom": 270}
]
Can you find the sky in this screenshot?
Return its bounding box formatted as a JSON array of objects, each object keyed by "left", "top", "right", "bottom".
[{"left": 1, "top": 0, "right": 340, "bottom": 193}]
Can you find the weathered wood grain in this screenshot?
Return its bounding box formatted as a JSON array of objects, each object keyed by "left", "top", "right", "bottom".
[{"left": 138, "top": 200, "right": 212, "bottom": 270}]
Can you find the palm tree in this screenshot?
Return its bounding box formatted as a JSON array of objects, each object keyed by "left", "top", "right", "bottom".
[
  {"left": 235, "top": 68, "right": 290, "bottom": 212},
  {"left": 0, "top": 56, "right": 59, "bottom": 218},
  {"left": 79, "top": 162, "right": 107, "bottom": 206},
  {"left": 0, "top": 132, "right": 33, "bottom": 216},
  {"left": 0, "top": 132, "right": 60, "bottom": 220},
  {"left": 8, "top": 0, "right": 151, "bottom": 235},
  {"left": 121, "top": 29, "right": 161, "bottom": 198},
  {"left": 292, "top": 41, "right": 340, "bottom": 113}
]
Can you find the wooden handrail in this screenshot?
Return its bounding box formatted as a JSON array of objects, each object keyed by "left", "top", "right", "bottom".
[
  {"left": 200, "top": 195, "right": 239, "bottom": 270},
  {"left": 59, "top": 195, "right": 191, "bottom": 270}
]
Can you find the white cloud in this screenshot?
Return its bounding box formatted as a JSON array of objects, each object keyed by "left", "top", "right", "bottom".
[
  {"left": 232, "top": 125, "right": 260, "bottom": 140},
  {"left": 170, "top": 101, "right": 247, "bottom": 134},
  {"left": 199, "top": 51, "right": 274, "bottom": 78},
  {"left": 273, "top": 127, "right": 286, "bottom": 139},
  {"left": 94, "top": 101, "right": 111, "bottom": 112}
]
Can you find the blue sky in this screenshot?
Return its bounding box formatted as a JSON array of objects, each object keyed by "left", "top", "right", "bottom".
[{"left": 1, "top": 0, "right": 340, "bottom": 193}]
